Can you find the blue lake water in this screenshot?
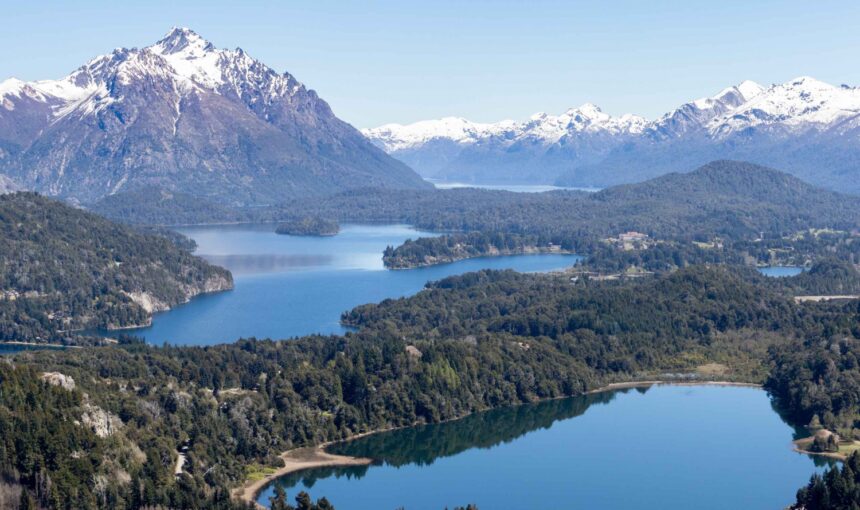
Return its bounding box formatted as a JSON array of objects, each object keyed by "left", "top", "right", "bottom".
[
  {"left": 115, "top": 224, "right": 582, "bottom": 345},
  {"left": 258, "top": 385, "right": 826, "bottom": 510},
  {"left": 759, "top": 266, "right": 804, "bottom": 277},
  {"left": 427, "top": 180, "right": 600, "bottom": 193}
]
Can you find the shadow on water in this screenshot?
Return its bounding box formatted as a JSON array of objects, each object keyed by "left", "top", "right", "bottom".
[
  {"left": 265, "top": 388, "right": 630, "bottom": 491},
  {"left": 0, "top": 344, "right": 68, "bottom": 356},
  {"left": 768, "top": 394, "right": 840, "bottom": 469}
]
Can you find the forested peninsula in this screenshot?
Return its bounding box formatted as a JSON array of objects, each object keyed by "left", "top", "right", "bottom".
[
  {"left": 0, "top": 193, "right": 233, "bottom": 345},
  {"left": 3, "top": 262, "right": 860, "bottom": 509},
  {"left": 3, "top": 161, "right": 860, "bottom": 509}
]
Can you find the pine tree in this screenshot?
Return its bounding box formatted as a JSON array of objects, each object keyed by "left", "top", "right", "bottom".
[
  {"left": 270, "top": 485, "right": 293, "bottom": 510},
  {"left": 19, "top": 490, "right": 35, "bottom": 510},
  {"left": 295, "top": 491, "right": 313, "bottom": 510}
]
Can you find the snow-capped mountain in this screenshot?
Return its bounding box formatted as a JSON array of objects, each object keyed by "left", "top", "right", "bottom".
[
  {"left": 363, "top": 78, "right": 860, "bottom": 193},
  {"left": 0, "top": 28, "right": 429, "bottom": 204}
]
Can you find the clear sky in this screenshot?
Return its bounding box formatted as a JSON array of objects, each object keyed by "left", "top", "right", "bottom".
[{"left": 3, "top": 0, "right": 860, "bottom": 128}]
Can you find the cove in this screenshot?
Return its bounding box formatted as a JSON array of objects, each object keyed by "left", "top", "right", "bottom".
[
  {"left": 257, "top": 385, "right": 826, "bottom": 510},
  {"left": 113, "top": 224, "right": 582, "bottom": 345}
]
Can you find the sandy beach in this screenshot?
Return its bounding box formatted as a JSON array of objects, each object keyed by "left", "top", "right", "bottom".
[
  {"left": 233, "top": 444, "right": 373, "bottom": 508},
  {"left": 235, "top": 378, "right": 763, "bottom": 507}
]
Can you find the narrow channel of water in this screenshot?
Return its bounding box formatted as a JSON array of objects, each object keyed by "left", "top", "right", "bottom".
[{"left": 108, "top": 224, "right": 581, "bottom": 345}]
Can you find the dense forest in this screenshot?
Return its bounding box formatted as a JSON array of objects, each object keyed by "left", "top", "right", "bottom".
[
  {"left": 275, "top": 218, "right": 340, "bottom": 237},
  {"left": 0, "top": 193, "right": 233, "bottom": 344},
  {"left": 3, "top": 263, "right": 860, "bottom": 508},
  {"left": 383, "top": 232, "right": 574, "bottom": 269},
  {"left": 4, "top": 161, "right": 860, "bottom": 508},
  {"left": 92, "top": 160, "right": 860, "bottom": 274},
  {"left": 95, "top": 162, "right": 860, "bottom": 241}
]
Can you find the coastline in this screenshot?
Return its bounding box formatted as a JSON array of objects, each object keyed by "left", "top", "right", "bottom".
[
  {"left": 233, "top": 443, "right": 374, "bottom": 508},
  {"left": 235, "top": 378, "right": 761, "bottom": 508},
  {"left": 384, "top": 247, "right": 580, "bottom": 270},
  {"left": 792, "top": 435, "right": 860, "bottom": 462},
  {"left": 586, "top": 380, "right": 761, "bottom": 394},
  {"left": 792, "top": 437, "right": 847, "bottom": 461}
]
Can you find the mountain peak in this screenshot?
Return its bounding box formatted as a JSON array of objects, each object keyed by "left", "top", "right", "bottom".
[
  {"left": 736, "top": 80, "right": 764, "bottom": 100},
  {"left": 565, "top": 102, "right": 604, "bottom": 118},
  {"left": 0, "top": 78, "right": 27, "bottom": 97},
  {"left": 0, "top": 29, "right": 429, "bottom": 204},
  {"left": 153, "top": 27, "right": 214, "bottom": 55}
]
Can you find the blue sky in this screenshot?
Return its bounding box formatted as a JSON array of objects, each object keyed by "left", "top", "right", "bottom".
[{"left": 3, "top": 1, "right": 860, "bottom": 127}]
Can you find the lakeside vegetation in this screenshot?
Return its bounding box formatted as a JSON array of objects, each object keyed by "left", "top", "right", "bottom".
[
  {"left": 94, "top": 161, "right": 860, "bottom": 272},
  {"left": 4, "top": 260, "right": 860, "bottom": 508},
  {"left": 3, "top": 161, "right": 860, "bottom": 508}
]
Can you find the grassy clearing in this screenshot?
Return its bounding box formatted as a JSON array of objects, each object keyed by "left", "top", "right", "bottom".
[{"left": 245, "top": 464, "right": 280, "bottom": 482}]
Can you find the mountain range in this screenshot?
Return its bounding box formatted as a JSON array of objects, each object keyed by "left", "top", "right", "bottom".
[
  {"left": 0, "top": 28, "right": 430, "bottom": 205},
  {"left": 363, "top": 77, "right": 860, "bottom": 193}
]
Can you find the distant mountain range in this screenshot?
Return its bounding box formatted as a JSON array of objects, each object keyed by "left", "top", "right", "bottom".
[
  {"left": 0, "top": 28, "right": 430, "bottom": 205},
  {"left": 363, "top": 78, "right": 860, "bottom": 193}
]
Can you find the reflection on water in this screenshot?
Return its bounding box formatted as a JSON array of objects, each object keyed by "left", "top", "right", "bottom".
[
  {"left": 258, "top": 386, "right": 826, "bottom": 510},
  {"left": 0, "top": 344, "right": 67, "bottom": 356},
  {"left": 99, "top": 224, "right": 582, "bottom": 345},
  {"left": 202, "top": 254, "right": 336, "bottom": 274},
  {"left": 272, "top": 390, "right": 620, "bottom": 490}
]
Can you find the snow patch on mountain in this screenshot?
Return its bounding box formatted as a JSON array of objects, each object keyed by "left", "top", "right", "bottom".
[
  {"left": 1, "top": 27, "right": 309, "bottom": 126},
  {"left": 363, "top": 77, "right": 860, "bottom": 193},
  {"left": 708, "top": 76, "right": 860, "bottom": 137},
  {"left": 0, "top": 27, "right": 429, "bottom": 204},
  {"left": 364, "top": 103, "right": 647, "bottom": 152},
  {"left": 365, "top": 117, "right": 517, "bottom": 152}
]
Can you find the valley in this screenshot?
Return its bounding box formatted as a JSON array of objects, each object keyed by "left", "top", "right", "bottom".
[{"left": 2, "top": 15, "right": 860, "bottom": 510}]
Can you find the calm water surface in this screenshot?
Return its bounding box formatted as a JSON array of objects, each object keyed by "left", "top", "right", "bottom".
[
  {"left": 758, "top": 266, "right": 804, "bottom": 277},
  {"left": 258, "top": 385, "right": 826, "bottom": 510},
  {"left": 115, "top": 224, "right": 581, "bottom": 345},
  {"left": 427, "top": 180, "right": 600, "bottom": 193}
]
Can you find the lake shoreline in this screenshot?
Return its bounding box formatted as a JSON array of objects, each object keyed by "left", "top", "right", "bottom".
[
  {"left": 233, "top": 440, "right": 375, "bottom": 508},
  {"left": 0, "top": 341, "right": 79, "bottom": 349},
  {"left": 236, "top": 378, "right": 761, "bottom": 508},
  {"left": 384, "top": 247, "right": 580, "bottom": 270}
]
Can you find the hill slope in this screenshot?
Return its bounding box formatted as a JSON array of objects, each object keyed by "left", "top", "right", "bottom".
[
  {"left": 0, "top": 192, "right": 232, "bottom": 343},
  {"left": 0, "top": 28, "right": 430, "bottom": 205}
]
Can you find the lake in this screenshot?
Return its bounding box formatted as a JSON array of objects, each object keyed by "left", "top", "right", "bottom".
[
  {"left": 759, "top": 266, "right": 804, "bottom": 278},
  {"left": 257, "top": 385, "right": 826, "bottom": 510},
  {"left": 113, "top": 224, "right": 582, "bottom": 345},
  {"left": 427, "top": 180, "right": 600, "bottom": 193}
]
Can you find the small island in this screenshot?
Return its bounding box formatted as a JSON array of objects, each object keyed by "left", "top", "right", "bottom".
[{"left": 275, "top": 217, "right": 340, "bottom": 237}]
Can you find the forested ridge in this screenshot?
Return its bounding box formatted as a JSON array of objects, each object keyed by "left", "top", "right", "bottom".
[
  {"left": 3, "top": 263, "right": 860, "bottom": 508},
  {"left": 92, "top": 160, "right": 860, "bottom": 272},
  {"left": 0, "top": 193, "right": 233, "bottom": 344},
  {"left": 95, "top": 161, "right": 860, "bottom": 239},
  {"left": 4, "top": 161, "right": 860, "bottom": 509}
]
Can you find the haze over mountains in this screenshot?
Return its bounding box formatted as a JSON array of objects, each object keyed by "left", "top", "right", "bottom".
[
  {"left": 3, "top": 28, "right": 859, "bottom": 205},
  {"left": 364, "top": 77, "right": 860, "bottom": 193},
  {"left": 0, "top": 28, "right": 429, "bottom": 205}
]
